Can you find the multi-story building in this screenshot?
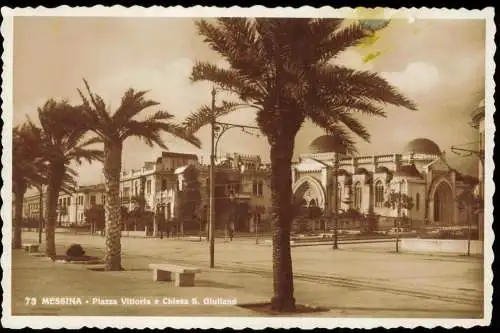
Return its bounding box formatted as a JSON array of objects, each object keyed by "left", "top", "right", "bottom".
[
  {"left": 119, "top": 151, "right": 272, "bottom": 233},
  {"left": 22, "top": 189, "right": 46, "bottom": 221},
  {"left": 119, "top": 152, "right": 200, "bottom": 221},
  {"left": 21, "top": 183, "right": 106, "bottom": 226},
  {"left": 57, "top": 183, "right": 106, "bottom": 226},
  {"left": 20, "top": 151, "right": 273, "bottom": 233}
]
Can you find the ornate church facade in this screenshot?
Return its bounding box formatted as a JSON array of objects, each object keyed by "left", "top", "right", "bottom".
[{"left": 292, "top": 136, "right": 479, "bottom": 230}]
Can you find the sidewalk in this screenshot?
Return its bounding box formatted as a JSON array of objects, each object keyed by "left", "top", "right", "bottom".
[
  {"left": 11, "top": 249, "right": 265, "bottom": 316},
  {"left": 10, "top": 232, "right": 484, "bottom": 317}
]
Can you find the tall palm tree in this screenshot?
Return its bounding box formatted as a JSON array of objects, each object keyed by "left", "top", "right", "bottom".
[
  {"left": 12, "top": 123, "right": 45, "bottom": 248},
  {"left": 29, "top": 99, "right": 103, "bottom": 257},
  {"left": 185, "top": 18, "right": 417, "bottom": 312},
  {"left": 78, "top": 80, "right": 201, "bottom": 271}
]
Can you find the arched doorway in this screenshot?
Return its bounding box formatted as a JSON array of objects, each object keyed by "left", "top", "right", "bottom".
[
  {"left": 292, "top": 176, "right": 326, "bottom": 210},
  {"left": 292, "top": 177, "right": 326, "bottom": 232},
  {"left": 433, "top": 181, "right": 453, "bottom": 225}
]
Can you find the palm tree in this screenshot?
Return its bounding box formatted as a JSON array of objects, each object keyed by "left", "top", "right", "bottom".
[
  {"left": 78, "top": 80, "right": 201, "bottom": 271},
  {"left": 185, "top": 18, "right": 416, "bottom": 312},
  {"left": 12, "top": 123, "right": 45, "bottom": 249},
  {"left": 29, "top": 99, "right": 103, "bottom": 257}
]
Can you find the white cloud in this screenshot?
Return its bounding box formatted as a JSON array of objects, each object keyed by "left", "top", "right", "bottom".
[
  {"left": 381, "top": 61, "right": 440, "bottom": 96},
  {"left": 335, "top": 50, "right": 374, "bottom": 71}
]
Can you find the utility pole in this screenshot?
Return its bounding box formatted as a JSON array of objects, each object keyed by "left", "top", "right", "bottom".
[
  {"left": 209, "top": 87, "right": 216, "bottom": 268},
  {"left": 333, "top": 153, "right": 339, "bottom": 249},
  {"left": 396, "top": 181, "right": 401, "bottom": 253},
  {"left": 207, "top": 87, "right": 260, "bottom": 268},
  {"left": 255, "top": 210, "right": 259, "bottom": 244},
  {"left": 467, "top": 204, "right": 471, "bottom": 256}
]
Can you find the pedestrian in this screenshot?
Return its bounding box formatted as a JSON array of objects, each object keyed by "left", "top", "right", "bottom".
[{"left": 229, "top": 227, "right": 234, "bottom": 242}]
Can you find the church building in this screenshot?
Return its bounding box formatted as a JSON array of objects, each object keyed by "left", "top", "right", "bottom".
[{"left": 292, "top": 136, "right": 479, "bottom": 230}]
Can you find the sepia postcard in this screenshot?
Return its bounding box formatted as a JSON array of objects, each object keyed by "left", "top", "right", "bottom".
[{"left": 1, "top": 6, "right": 495, "bottom": 330}]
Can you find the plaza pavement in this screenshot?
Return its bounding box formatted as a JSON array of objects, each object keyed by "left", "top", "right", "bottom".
[{"left": 11, "top": 232, "right": 484, "bottom": 318}]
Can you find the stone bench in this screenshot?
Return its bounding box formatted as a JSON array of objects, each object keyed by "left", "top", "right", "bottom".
[
  {"left": 148, "top": 263, "right": 201, "bottom": 287},
  {"left": 23, "top": 243, "right": 39, "bottom": 253}
]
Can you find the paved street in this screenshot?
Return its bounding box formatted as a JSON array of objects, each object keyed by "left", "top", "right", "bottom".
[{"left": 11, "top": 232, "right": 484, "bottom": 318}]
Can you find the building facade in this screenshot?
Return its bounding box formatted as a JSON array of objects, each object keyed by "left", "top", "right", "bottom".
[
  {"left": 291, "top": 136, "right": 479, "bottom": 231},
  {"left": 21, "top": 184, "right": 106, "bottom": 227},
  {"left": 119, "top": 151, "right": 272, "bottom": 233},
  {"left": 21, "top": 133, "right": 481, "bottom": 234}
]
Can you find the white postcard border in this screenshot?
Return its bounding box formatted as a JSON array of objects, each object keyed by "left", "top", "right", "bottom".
[{"left": 1, "top": 6, "right": 495, "bottom": 329}]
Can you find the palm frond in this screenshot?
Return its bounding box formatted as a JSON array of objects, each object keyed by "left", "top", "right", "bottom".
[
  {"left": 112, "top": 88, "right": 161, "bottom": 125},
  {"left": 144, "top": 110, "right": 175, "bottom": 123},
  {"left": 60, "top": 169, "right": 78, "bottom": 194},
  {"left": 307, "top": 112, "right": 359, "bottom": 155},
  {"left": 317, "top": 23, "right": 369, "bottom": 63},
  {"left": 191, "top": 62, "right": 265, "bottom": 101},
  {"left": 120, "top": 121, "right": 201, "bottom": 149},
  {"left": 76, "top": 136, "right": 104, "bottom": 149},
  {"left": 183, "top": 101, "right": 242, "bottom": 133},
  {"left": 81, "top": 79, "right": 114, "bottom": 133},
  {"left": 13, "top": 123, "right": 47, "bottom": 189},
  {"left": 77, "top": 89, "right": 108, "bottom": 139},
  {"left": 216, "top": 18, "right": 268, "bottom": 80},
  {"left": 320, "top": 94, "right": 387, "bottom": 118},
  {"left": 336, "top": 112, "right": 371, "bottom": 142},
  {"left": 67, "top": 148, "right": 105, "bottom": 165},
  {"left": 318, "top": 65, "right": 418, "bottom": 110},
  {"left": 197, "top": 19, "right": 264, "bottom": 77}
]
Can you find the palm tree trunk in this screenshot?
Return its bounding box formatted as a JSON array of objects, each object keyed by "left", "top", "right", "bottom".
[
  {"left": 45, "top": 167, "right": 64, "bottom": 257},
  {"left": 103, "top": 141, "right": 123, "bottom": 271},
  {"left": 13, "top": 181, "right": 27, "bottom": 249},
  {"left": 269, "top": 139, "right": 296, "bottom": 312},
  {"left": 38, "top": 185, "right": 44, "bottom": 244}
]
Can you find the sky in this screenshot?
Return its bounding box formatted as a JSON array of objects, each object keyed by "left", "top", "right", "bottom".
[{"left": 13, "top": 16, "right": 485, "bottom": 186}]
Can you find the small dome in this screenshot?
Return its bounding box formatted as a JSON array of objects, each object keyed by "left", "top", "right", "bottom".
[
  {"left": 309, "top": 135, "right": 351, "bottom": 155},
  {"left": 395, "top": 164, "right": 422, "bottom": 178},
  {"left": 335, "top": 169, "right": 351, "bottom": 177},
  {"left": 354, "top": 167, "right": 370, "bottom": 175},
  {"left": 404, "top": 138, "right": 442, "bottom": 156},
  {"left": 375, "top": 166, "right": 391, "bottom": 174}
]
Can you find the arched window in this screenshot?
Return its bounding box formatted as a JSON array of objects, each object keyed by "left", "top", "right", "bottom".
[
  {"left": 336, "top": 183, "right": 342, "bottom": 206},
  {"left": 416, "top": 193, "right": 420, "bottom": 211},
  {"left": 400, "top": 179, "right": 407, "bottom": 193},
  {"left": 434, "top": 191, "right": 440, "bottom": 221},
  {"left": 354, "top": 182, "right": 362, "bottom": 209},
  {"left": 375, "top": 181, "right": 384, "bottom": 207}
]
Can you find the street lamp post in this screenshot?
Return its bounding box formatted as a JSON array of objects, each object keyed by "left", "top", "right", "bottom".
[
  {"left": 208, "top": 87, "right": 260, "bottom": 268},
  {"left": 209, "top": 88, "right": 217, "bottom": 268}
]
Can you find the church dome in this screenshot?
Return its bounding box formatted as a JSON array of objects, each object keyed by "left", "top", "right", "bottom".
[
  {"left": 403, "top": 138, "right": 442, "bottom": 156},
  {"left": 395, "top": 164, "right": 422, "bottom": 178},
  {"left": 309, "top": 135, "right": 350, "bottom": 155}
]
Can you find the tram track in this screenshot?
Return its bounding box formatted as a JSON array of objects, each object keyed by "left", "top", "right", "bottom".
[{"left": 137, "top": 254, "right": 482, "bottom": 307}]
